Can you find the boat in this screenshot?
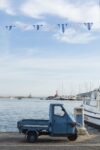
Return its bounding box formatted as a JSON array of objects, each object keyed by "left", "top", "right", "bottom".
[
  {"left": 83, "top": 88, "right": 100, "bottom": 129},
  {"left": 46, "top": 90, "right": 60, "bottom": 100}
]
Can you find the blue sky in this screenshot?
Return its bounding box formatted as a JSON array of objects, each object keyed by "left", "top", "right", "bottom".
[{"left": 0, "top": 0, "right": 100, "bottom": 96}]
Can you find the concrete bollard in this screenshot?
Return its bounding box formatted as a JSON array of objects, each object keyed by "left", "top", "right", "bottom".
[{"left": 74, "top": 107, "right": 88, "bottom": 135}]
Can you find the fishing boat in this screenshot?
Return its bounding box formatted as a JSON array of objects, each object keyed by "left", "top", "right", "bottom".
[{"left": 83, "top": 88, "right": 100, "bottom": 129}]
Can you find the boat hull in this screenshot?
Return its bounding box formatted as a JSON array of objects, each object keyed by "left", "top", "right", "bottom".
[{"left": 84, "top": 109, "right": 100, "bottom": 129}]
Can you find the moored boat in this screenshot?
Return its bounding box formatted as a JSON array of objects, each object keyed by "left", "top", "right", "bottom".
[{"left": 83, "top": 88, "right": 100, "bottom": 129}]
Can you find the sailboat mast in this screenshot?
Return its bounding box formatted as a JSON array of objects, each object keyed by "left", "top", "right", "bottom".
[{"left": 62, "top": 81, "right": 63, "bottom": 96}]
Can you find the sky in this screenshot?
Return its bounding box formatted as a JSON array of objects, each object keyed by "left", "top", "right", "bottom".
[{"left": 0, "top": 0, "right": 100, "bottom": 96}]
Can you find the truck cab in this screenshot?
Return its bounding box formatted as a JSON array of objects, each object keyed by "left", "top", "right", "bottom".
[{"left": 49, "top": 104, "right": 76, "bottom": 136}]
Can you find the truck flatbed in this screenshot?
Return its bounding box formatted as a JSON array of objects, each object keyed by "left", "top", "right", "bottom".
[{"left": 18, "top": 119, "right": 49, "bottom": 132}]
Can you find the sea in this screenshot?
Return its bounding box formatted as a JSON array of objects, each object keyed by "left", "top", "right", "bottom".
[{"left": 0, "top": 98, "right": 83, "bottom": 132}]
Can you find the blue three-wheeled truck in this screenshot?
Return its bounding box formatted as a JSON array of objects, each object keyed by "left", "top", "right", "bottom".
[{"left": 17, "top": 104, "right": 78, "bottom": 143}]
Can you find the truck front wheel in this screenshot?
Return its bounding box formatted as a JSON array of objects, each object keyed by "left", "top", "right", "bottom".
[
  {"left": 26, "top": 131, "right": 38, "bottom": 143},
  {"left": 67, "top": 134, "right": 78, "bottom": 141}
]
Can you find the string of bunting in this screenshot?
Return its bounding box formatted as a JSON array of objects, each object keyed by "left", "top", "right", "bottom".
[{"left": 0, "top": 22, "right": 94, "bottom": 33}]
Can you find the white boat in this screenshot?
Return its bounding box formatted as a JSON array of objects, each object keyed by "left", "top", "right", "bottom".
[{"left": 83, "top": 88, "right": 100, "bottom": 129}]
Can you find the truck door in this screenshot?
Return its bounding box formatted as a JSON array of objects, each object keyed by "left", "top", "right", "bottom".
[{"left": 52, "top": 105, "right": 67, "bottom": 135}]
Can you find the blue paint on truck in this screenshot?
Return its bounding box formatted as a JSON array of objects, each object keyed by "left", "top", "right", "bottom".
[{"left": 17, "top": 104, "right": 78, "bottom": 142}]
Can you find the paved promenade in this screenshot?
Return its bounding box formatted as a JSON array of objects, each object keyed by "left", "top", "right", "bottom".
[{"left": 0, "top": 130, "right": 100, "bottom": 150}]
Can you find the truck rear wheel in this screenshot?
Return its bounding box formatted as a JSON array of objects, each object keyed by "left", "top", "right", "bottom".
[
  {"left": 67, "top": 134, "right": 78, "bottom": 141},
  {"left": 26, "top": 131, "right": 38, "bottom": 143}
]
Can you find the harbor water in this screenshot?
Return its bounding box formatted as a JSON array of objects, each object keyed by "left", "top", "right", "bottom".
[{"left": 0, "top": 98, "right": 82, "bottom": 132}]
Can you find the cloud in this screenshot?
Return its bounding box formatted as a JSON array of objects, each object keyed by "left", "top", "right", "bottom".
[
  {"left": 54, "top": 28, "right": 96, "bottom": 44},
  {"left": 1, "top": 0, "right": 100, "bottom": 25},
  {"left": 14, "top": 21, "right": 33, "bottom": 31},
  {"left": 0, "top": 0, "right": 15, "bottom": 15},
  {"left": 19, "top": 0, "right": 100, "bottom": 37},
  {"left": 0, "top": 51, "right": 100, "bottom": 95},
  {"left": 0, "top": 52, "right": 100, "bottom": 95},
  {"left": 20, "top": 0, "right": 100, "bottom": 22},
  {"left": 0, "top": 50, "right": 100, "bottom": 72}
]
